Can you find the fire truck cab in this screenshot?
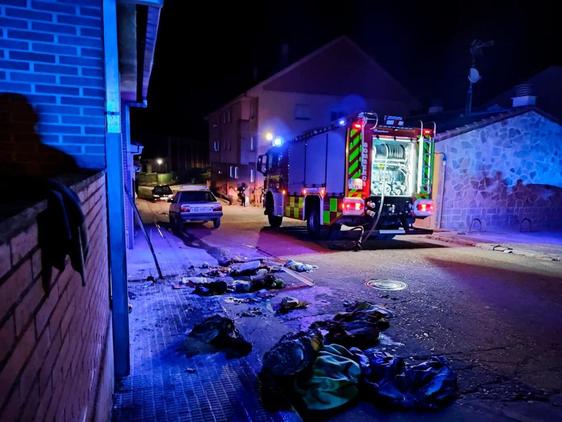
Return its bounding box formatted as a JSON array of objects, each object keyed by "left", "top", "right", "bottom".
[{"left": 258, "top": 112, "right": 435, "bottom": 240}]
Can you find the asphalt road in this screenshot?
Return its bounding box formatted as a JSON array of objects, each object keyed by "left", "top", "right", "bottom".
[{"left": 138, "top": 199, "right": 562, "bottom": 421}]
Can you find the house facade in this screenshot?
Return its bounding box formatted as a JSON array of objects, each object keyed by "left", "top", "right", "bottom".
[
  {"left": 0, "top": 1, "right": 161, "bottom": 420},
  {"left": 208, "top": 36, "right": 419, "bottom": 204}
]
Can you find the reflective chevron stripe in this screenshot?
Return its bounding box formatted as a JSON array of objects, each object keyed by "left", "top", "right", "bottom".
[{"left": 284, "top": 195, "right": 304, "bottom": 219}]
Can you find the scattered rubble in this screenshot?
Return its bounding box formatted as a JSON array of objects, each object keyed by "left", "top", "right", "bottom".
[
  {"left": 176, "top": 257, "right": 290, "bottom": 297},
  {"left": 238, "top": 307, "right": 264, "bottom": 317},
  {"left": 277, "top": 296, "right": 309, "bottom": 314},
  {"left": 285, "top": 259, "right": 318, "bottom": 272},
  {"left": 311, "top": 302, "right": 391, "bottom": 349},
  {"left": 183, "top": 315, "right": 251, "bottom": 357},
  {"left": 230, "top": 260, "right": 262, "bottom": 275},
  {"left": 262, "top": 329, "right": 323, "bottom": 376},
  {"left": 192, "top": 280, "right": 228, "bottom": 296}
]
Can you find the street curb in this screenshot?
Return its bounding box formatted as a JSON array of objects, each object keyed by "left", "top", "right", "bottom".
[
  {"left": 427, "top": 234, "right": 562, "bottom": 262},
  {"left": 426, "top": 234, "right": 477, "bottom": 247}
]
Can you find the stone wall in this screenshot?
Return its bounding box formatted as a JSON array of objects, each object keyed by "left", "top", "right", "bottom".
[
  {"left": 0, "top": 172, "right": 113, "bottom": 421},
  {"left": 436, "top": 110, "right": 562, "bottom": 231}
]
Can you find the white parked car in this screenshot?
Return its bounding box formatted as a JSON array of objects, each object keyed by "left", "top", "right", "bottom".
[{"left": 169, "top": 189, "right": 223, "bottom": 229}]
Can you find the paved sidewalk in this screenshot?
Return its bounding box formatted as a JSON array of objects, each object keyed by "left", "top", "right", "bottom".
[
  {"left": 126, "top": 223, "right": 217, "bottom": 280},
  {"left": 428, "top": 230, "right": 562, "bottom": 262},
  {"left": 114, "top": 226, "right": 303, "bottom": 421},
  {"left": 112, "top": 277, "right": 301, "bottom": 422}
]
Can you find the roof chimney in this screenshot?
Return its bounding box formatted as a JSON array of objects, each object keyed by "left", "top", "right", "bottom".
[{"left": 511, "top": 83, "right": 536, "bottom": 108}]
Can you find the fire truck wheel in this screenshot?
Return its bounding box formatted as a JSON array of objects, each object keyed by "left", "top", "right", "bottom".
[
  {"left": 268, "top": 214, "right": 283, "bottom": 228},
  {"left": 307, "top": 207, "right": 322, "bottom": 238}
]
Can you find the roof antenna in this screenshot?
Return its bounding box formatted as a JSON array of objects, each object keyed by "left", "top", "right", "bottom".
[{"left": 465, "top": 39, "right": 494, "bottom": 116}]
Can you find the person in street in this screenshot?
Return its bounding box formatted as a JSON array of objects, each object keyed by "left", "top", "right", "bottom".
[
  {"left": 237, "top": 183, "right": 247, "bottom": 206},
  {"left": 227, "top": 186, "right": 236, "bottom": 205}
]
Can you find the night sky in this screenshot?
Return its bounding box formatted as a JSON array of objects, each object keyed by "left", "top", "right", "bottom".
[{"left": 133, "top": 0, "right": 561, "bottom": 152}]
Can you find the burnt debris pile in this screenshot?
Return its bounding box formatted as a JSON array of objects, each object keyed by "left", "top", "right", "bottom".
[
  {"left": 175, "top": 257, "right": 317, "bottom": 296},
  {"left": 260, "top": 301, "right": 457, "bottom": 414}
]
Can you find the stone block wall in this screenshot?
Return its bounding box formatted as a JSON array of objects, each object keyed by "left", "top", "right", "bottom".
[
  {"left": 436, "top": 110, "right": 562, "bottom": 231},
  {"left": 0, "top": 172, "right": 113, "bottom": 421}
]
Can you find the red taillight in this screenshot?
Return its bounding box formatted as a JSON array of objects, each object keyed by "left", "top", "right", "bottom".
[
  {"left": 213, "top": 205, "right": 222, "bottom": 211},
  {"left": 180, "top": 204, "right": 190, "bottom": 212},
  {"left": 416, "top": 203, "right": 432, "bottom": 212},
  {"left": 342, "top": 198, "right": 364, "bottom": 213}
]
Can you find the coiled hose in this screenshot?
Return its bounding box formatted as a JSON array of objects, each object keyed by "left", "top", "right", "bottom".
[{"left": 354, "top": 143, "right": 390, "bottom": 250}]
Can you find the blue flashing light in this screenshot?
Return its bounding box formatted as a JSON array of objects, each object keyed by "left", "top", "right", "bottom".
[
  {"left": 273, "top": 136, "right": 283, "bottom": 147},
  {"left": 338, "top": 118, "right": 346, "bottom": 127}
]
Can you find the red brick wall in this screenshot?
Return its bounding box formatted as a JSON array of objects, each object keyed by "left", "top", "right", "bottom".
[{"left": 0, "top": 172, "right": 113, "bottom": 421}]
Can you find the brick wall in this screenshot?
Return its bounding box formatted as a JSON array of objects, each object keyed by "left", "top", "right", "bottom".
[
  {"left": 0, "top": 172, "right": 113, "bottom": 421},
  {"left": 0, "top": 0, "right": 106, "bottom": 170},
  {"left": 436, "top": 110, "right": 562, "bottom": 231}
]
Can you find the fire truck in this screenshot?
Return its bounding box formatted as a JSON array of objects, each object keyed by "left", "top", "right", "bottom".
[{"left": 257, "top": 112, "right": 435, "bottom": 243}]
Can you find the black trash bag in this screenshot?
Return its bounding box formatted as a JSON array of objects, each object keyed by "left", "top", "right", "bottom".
[
  {"left": 261, "top": 329, "right": 324, "bottom": 377},
  {"left": 311, "top": 302, "right": 391, "bottom": 349},
  {"left": 259, "top": 329, "right": 324, "bottom": 410},
  {"left": 183, "top": 315, "right": 251, "bottom": 357},
  {"left": 192, "top": 280, "right": 228, "bottom": 296},
  {"left": 359, "top": 349, "right": 457, "bottom": 410}
]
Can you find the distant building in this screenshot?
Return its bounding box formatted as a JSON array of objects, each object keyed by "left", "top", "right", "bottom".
[
  {"left": 207, "top": 36, "right": 419, "bottom": 203},
  {"left": 419, "top": 107, "right": 562, "bottom": 232},
  {"left": 139, "top": 134, "right": 209, "bottom": 175}
]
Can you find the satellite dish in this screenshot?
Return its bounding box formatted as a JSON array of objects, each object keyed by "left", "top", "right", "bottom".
[{"left": 468, "top": 67, "right": 481, "bottom": 84}]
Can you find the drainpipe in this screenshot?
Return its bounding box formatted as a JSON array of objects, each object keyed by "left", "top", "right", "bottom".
[
  {"left": 103, "top": 0, "right": 130, "bottom": 378},
  {"left": 434, "top": 152, "right": 447, "bottom": 229}
]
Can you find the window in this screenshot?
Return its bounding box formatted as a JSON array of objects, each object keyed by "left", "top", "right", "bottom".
[
  {"left": 250, "top": 168, "right": 255, "bottom": 183},
  {"left": 213, "top": 140, "right": 220, "bottom": 152},
  {"left": 250, "top": 101, "right": 257, "bottom": 119},
  {"left": 179, "top": 191, "right": 216, "bottom": 203},
  {"left": 223, "top": 108, "right": 232, "bottom": 124},
  {"left": 295, "top": 104, "right": 310, "bottom": 120},
  {"left": 234, "top": 166, "right": 239, "bottom": 179},
  {"left": 250, "top": 136, "right": 255, "bottom": 151},
  {"left": 229, "top": 165, "right": 239, "bottom": 179}
]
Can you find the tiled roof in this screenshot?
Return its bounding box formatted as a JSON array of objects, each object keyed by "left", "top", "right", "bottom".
[{"left": 424, "top": 107, "right": 562, "bottom": 141}]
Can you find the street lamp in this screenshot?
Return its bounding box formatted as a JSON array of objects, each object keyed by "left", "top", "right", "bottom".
[
  {"left": 265, "top": 132, "right": 274, "bottom": 141},
  {"left": 155, "top": 158, "right": 164, "bottom": 173}
]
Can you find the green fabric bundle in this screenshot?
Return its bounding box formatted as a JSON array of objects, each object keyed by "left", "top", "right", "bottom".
[{"left": 295, "top": 344, "right": 361, "bottom": 410}]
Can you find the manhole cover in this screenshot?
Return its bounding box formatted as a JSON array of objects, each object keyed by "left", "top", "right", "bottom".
[{"left": 365, "top": 279, "right": 407, "bottom": 291}]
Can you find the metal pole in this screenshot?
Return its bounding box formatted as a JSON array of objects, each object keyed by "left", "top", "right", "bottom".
[
  {"left": 103, "top": 0, "right": 130, "bottom": 378},
  {"left": 465, "top": 82, "right": 473, "bottom": 116},
  {"left": 125, "top": 188, "right": 164, "bottom": 279}
]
